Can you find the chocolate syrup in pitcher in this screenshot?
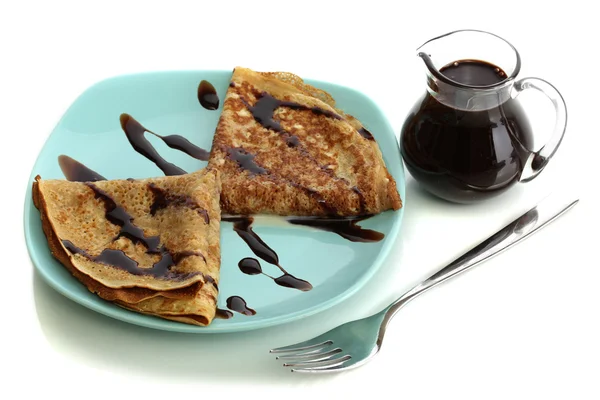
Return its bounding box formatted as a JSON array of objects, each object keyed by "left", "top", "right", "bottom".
[{"left": 400, "top": 60, "right": 534, "bottom": 203}]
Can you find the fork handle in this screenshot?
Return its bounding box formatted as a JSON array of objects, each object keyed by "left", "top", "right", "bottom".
[{"left": 378, "top": 195, "right": 578, "bottom": 337}]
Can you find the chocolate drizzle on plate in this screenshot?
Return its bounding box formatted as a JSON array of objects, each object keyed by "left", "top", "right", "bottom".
[
  {"left": 238, "top": 257, "right": 312, "bottom": 292},
  {"left": 216, "top": 295, "right": 258, "bottom": 319},
  {"left": 226, "top": 295, "right": 256, "bottom": 316},
  {"left": 223, "top": 216, "right": 312, "bottom": 291},
  {"left": 215, "top": 308, "right": 234, "bottom": 319},
  {"left": 119, "top": 113, "right": 210, "bottom": 176},
  {"left": 58, "top": 155, "right": 106, "bottom": 182},
  {"left": 287, "top": 215, "right": 384, "bottom": 243},
  {"left": 198, "top": 80, "right": 219, "bottom": 110},
  {"left": 223, "top": 216, "right": 279, "bottom": 264}
]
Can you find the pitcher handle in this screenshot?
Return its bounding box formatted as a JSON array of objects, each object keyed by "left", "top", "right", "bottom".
[{"left": 512, "top": 77, "right": 568, "bottom": 182}]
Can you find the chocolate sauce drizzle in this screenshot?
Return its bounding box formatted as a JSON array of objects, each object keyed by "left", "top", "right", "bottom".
[
  {"left": 226, "top": 147, "right": 268, "bottom": 175},
  {"left": 223, "top": 216, "right": 312, "bottom": 291},
  {"left": 237, "top": 90, "right": 371, "bottom": 215},
  {"left": 198, "top": 80, "right": 219, "bottom": 110},
  {"left": 119, "top": 114, "right": 209, "bottom": 176},
  {"left": 88, "top": 183, "right": 160, "bottom": 250},
  {"left": 243, "top": 92, "right": 342, "bottom": 132},
  {"left": 357, "top": 127, "right": 375, "bottom": 141},
  {"left": 226, "top": 295, "right": 256, "bottom": 316},
  {"left": 287, "top": 215, "right": 384, "bottom": 243},
  {"left": 238, "top": 257, "right": 313, "bottom": 291},
  {"left": 62, "top": 183, "right": 203, "bottom": 279},
  {"left": 215, "top": 308, "right": 234, "bottom": 319},
  {"left": 215, "top": 295, "right": 256, "bottom": 319},
  {"left": 148, "top": 183, "right": 209, "bottom": 223},
  {"left": 59, "top": 155, "right": 106, "bottom": 182}
]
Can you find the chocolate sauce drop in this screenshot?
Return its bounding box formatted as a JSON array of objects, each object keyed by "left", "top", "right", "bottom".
[
  {"left": 237, "top": 257, "right": 313, "bottom": 291},
  {"left": 198, "top": 80, "right": 219, "bottom": 110},
  {"left": 215, "top": 308, "right": 234, "bottom": 319},
  {"left": 226, "top": 296, "right": 256, "bottom": 316},
  {"left": 274, "top": 274, "right": 313, "bottom": 292},
  {"left": 238, "top": 257, "right": 262, "bottom": 275},
  {"left": 58, "top": 155, "right": 106, "bottom": 182},
  {"left": 286, "top": 215, "right": 384, "bottom": 243}
]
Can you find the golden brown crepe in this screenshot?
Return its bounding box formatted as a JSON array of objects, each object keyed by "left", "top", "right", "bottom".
[
  {"left": 208, "top": 67, "right": 402, "bottom": 216},
  {"left": 32, "top": 168, "right": 222, "bottom": 326}
]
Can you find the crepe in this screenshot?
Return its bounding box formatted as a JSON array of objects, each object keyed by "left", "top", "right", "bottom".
[
  {"left": 32, "top": 168, "right": 222, "bottom": 326},
  {"left": 208, "top": 67, "right": 402, "bottom": 216}
]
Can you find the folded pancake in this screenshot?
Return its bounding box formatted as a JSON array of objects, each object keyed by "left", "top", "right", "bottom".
[
  {"left": 208, "top": 67, "right": 402, "bottom": 216},
  {"left": 32, "top": 168, "right": 222, "bottom": 325}
]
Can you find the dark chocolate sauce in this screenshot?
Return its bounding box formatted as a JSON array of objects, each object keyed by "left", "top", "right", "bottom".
[
  {"left": 291, "top": 183, "right": 338, "bottom": 215},
  {"left": 286, "top": 135, "right": 300, "bottom": 147},
  {"left": 274, "top": 274, "right": 313, "bottom": 291},
  {"left": 155, "top": 134, "right": 210, "bottom": 161},
  {"left": 287, "top": 215, "right": 384, "bottom": 243},
  {"left": 120, "top": 114, "right": 187, "bottom": 176},
  {"left": 198, "top": 80, "right": 219, "bottom": 110},
  {"left": 242, "top": 91, "right": 342, "bottom": 134},
  {"left": 223, "top": 216, "right": 312, "bottom": 291},
  {"left": 147, "top": 183, "right": 209, "bottom": 223},
  {"left": 62, "top": 240, "right": 138, "bottom": 271},
  {"left": 62, "top": 183, "right": 201, "bottom": 279},
  {"left": 440, "top": 59, "right": 507, "bottom": 86},
  {"left": 351, "top": 187, "right": 366, "bottom": 214},
  {"left": 215, "top": 308, "right": 234, "bottom": 319},
  {"left": 226, "top": 296, "right": 256, "bottom": 316},
  {"left": 223, "top": 216, "right": 278, "bottom": 264},
  {"left": 357, "top": 127, "right": 375, "bottom": 141},
  {"left": 238, "top": 257, "right": 262, "bottom": 275},
  {"left": 226, "top": 147, "right": 268, "bottom": 175},
  {"left": 62, "top": 239, "right": 197, "bottom": 279},
  {"left": 58, "top": 155, "right": 106, "bottom": 182},
  {"left": 238, "top": 257, "right": 313, "bottom": 292},
  {"left": 120, "top": 114, "right": 211, "bottom": 174},
  {"left": 87, "top": 183, "right": 161, "bottom": 250},
  {"left": 400, "top": 59, "right": 534, "bottom": 203}
]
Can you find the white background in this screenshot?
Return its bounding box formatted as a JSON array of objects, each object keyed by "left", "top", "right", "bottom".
[{"left": 2, "top": 1, "right": 598, "bottom": 399}]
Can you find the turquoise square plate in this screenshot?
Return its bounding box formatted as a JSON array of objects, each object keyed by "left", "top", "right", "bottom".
[{"left": 24, "top": 70, "right": 405, "bottom": 333}]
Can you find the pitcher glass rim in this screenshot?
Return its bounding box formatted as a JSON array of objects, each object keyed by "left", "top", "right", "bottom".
[{"left": 417, "top": 29, "right": 522, "bottom": 90}]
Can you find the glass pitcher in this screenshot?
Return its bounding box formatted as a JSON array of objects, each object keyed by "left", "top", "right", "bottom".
[{"left": 400, "top": 29, "right": 567, "bottom": 203}]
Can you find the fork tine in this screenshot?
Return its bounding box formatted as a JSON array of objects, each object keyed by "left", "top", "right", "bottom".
[
  {"left": 291, "top": 362, "right": 350, "bottom": 373},
  {"left": 269, "top": 339, "right": 333, "bottom": 354},
  {"left": 283, "top": 354, "right": 351, "bottom": 369},
  {"left": 276, "top": 348, "right": 342, "bottom": 361}
]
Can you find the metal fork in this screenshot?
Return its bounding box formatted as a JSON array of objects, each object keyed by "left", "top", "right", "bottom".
[{"left": 270, "top": 195, "right": 579, "bottom": 373}]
